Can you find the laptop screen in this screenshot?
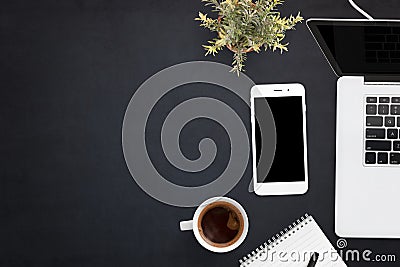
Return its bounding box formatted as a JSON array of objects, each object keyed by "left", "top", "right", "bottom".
[{"left": 307, "top": 20, "right": 400, "bottom": 76}]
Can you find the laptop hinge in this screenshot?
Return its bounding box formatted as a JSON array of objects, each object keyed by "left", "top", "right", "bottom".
[{"left": 364, "top": 75, "right": 400, "bottom": 84}]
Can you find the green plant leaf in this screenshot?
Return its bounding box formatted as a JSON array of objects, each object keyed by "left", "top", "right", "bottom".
[{"left": 196, "top": 0, "right": 303, "bottom": 74}]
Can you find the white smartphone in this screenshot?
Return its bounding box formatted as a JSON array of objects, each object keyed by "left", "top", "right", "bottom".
[{"left": 251, "top": 83, "right": 308, "bottom": 195}]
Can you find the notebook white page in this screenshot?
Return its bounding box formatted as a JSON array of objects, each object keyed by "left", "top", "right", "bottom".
[{"left": 239, "top": 214, "right": 347, "bottom": 267}]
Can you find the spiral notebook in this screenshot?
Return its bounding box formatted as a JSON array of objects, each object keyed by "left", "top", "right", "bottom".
[{"left": 239, "top": 214, "right": 347, "bottom": 266}]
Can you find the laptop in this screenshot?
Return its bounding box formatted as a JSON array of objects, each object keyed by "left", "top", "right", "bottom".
[{"left": 308, "top": 19, "right": 400, "bottom": 238}]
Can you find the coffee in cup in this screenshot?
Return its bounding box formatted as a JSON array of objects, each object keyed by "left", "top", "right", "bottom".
[
  {"left": 180, "top": 197, "right": 248, "bottom": 253},
  {"left": 198, "top": 201, "right": 244, "bottom": 247}
]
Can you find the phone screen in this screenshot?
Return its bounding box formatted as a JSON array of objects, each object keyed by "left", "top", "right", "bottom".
[{"left": 255, "top": 96, "right": 305, "bottom": 183}]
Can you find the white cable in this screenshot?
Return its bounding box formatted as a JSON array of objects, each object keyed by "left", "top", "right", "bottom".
[{"left": 348, "top": 0, "right": 374, "bottom": 20}]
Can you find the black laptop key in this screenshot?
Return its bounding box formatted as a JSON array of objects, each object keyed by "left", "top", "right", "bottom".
[
  {"left": 378, "top": 51, "right": 389, "bottom": 59},
  {"left": 384, "top": 43, "right": 396, "bottom": 50},
  {"left": 390, "top": 105, "right": 400, "bottom": 115},
  {"left": 385, "top": 116, "right": 395, "bottom": 127},
  {"left": 365, "top": 152, "right": 376, "bottom": 164},
  {"left": 390, "top": 153, "right": 400, "bottom": 164},
  {"left": 366, "top": 128, "right": 385, "bottom": 139},
  {"left": 379, "top": 97, "right": 390, "bottom": 103},
  {"left": 366, "top": 116, "right": 383, "bottom": 126},
  {"left": 398, "top": 117, "right": 400, "bottom": 127},
  {"left": 394, "top": 141, "right": 400, "bottom": 151},
  {"left": 366, "top": 105, "right": 377, "bottom": 115},
  {"left": 392, "top": 97, "right": 400, "bottom": 103},
  {"left": 366, "top": 43, "right": 382, "bottom": 50},
  {"left": 387, "top": 129, "right": 398, "bottom": 139},
  {"left": 387, "top": 35, "right": 399, "bottom": 42},
  {"left": 366, "top": 140, "right": 391, "bottom": 151},
  {"left": 367, "top": 97, "right": 377, "bottom": 103},
  {"left": 377, "top": 152, "right": 388, "bottom": 164},
  {"left": 390, "top": 51, "right": 400, "bottom": 58},
  {"left": 378, "top": 105, "right": 389, "bottom": 115}
]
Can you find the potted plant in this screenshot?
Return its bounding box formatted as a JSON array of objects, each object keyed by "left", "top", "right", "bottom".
[{"left": 195, "top": 0, "right": 303, "bottom": 74}]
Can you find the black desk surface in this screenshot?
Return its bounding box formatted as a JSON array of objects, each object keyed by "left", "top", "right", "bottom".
[{"left": 2, "top": 0, "right": 400, "bottom": 266}]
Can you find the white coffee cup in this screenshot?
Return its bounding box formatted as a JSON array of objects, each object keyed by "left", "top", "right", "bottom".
[{"left": 179, "top": 196, "right": 249, "bottom": 253}]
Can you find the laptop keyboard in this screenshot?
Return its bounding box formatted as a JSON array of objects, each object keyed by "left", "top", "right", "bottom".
[
  {"left": 365, "top": 96, "right": 400, "bottom": 165},
  {"left": 365, "top": 26, "right": 400, "bottom": 63}
]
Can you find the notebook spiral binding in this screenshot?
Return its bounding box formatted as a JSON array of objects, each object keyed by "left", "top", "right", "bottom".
[{"left": 239, "top": 214, "right": 313, "bottom": 266}]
